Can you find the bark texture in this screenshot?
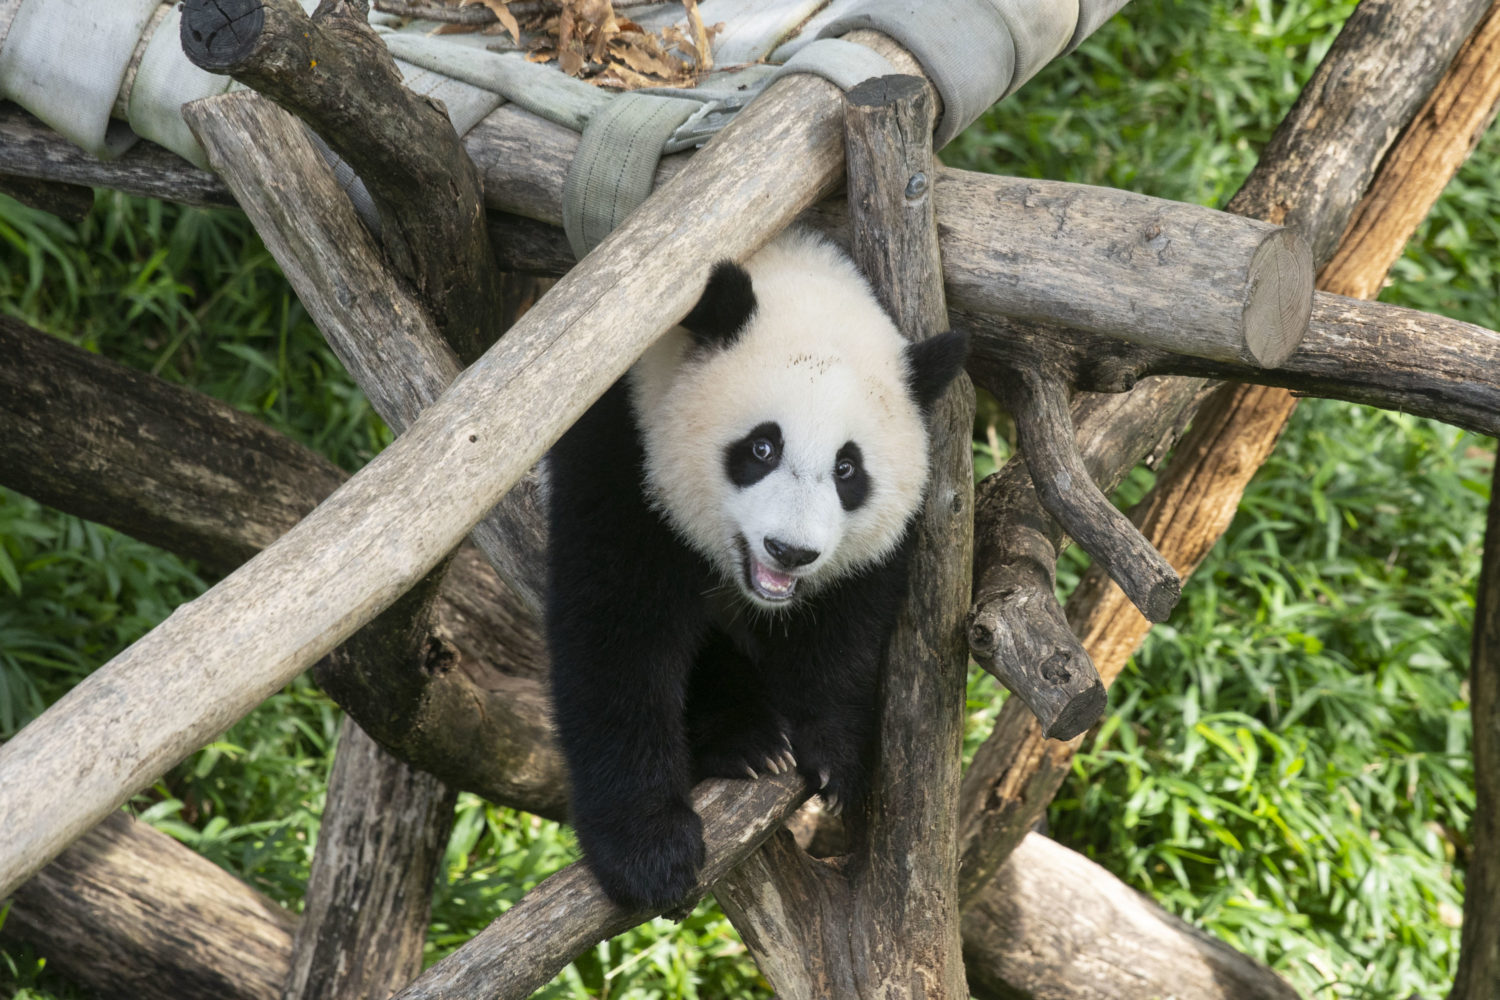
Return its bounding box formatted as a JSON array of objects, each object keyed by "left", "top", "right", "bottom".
[
  {"left": 1, "top": 812, "right": 296, "bottom": 1000},
  {"left": 284, "top": 720, "right": 456, "bottom": 1000},
  {"left": 1450, "top": 456, "right": 1500, "bottom": 998},
  {"left": 964, "top": 833, "right": 1299, "bottom": 1000}
]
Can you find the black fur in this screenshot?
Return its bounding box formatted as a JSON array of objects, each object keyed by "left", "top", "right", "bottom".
[
  {"left": 680, "top": 260, "right": 757, "bottom": 349},
  {"left": 724, "top": 421, "right": 781, "bottom": 487},
  {"left": 905, "top": 329, "right": 970, "bottom": 412},
  {"left": 546, "top": 381, "right": 916, "bottom": 912}
]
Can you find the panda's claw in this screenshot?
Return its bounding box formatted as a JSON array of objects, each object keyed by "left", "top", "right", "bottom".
[
  {"left": 817, "top": 767, "right": 831, "bottom": 790},
  {"left": 824, "top": 791, "right": 842, "bottom": 816},
  {"left": 743, "top": 763, "right": 759, "bottom": 779}
]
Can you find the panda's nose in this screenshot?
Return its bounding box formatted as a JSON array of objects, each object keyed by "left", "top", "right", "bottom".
[{"left": 763, "top": 537, "right": 819, "bottom": 569}]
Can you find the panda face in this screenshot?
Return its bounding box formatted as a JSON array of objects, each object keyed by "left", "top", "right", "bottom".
[{"left": 630, "top": 230, "right": 951, "bottom": 610}]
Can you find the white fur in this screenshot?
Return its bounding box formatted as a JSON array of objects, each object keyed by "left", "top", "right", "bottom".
[{"left": 630, "top": 230, "right": 929, "bottom": 605}]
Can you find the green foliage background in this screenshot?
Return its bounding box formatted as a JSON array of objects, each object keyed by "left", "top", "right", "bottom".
[{"left": 1, "top": 0, "right": 1497, "bottom": 997}]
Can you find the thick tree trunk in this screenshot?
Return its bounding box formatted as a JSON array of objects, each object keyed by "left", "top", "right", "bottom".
[
  {"left": 1, "top": 812, "right": 296, "bottom": 1000},
  {"left": 0, "top": 316, "right": 565, "bottom": 816},
  {"left": 964, "top": 833, "right": 1299, "bottom": 1000}
]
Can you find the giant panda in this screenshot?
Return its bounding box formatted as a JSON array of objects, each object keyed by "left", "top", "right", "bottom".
[{"left": 546, "top": 228, "right": 968, "bottom": 910}]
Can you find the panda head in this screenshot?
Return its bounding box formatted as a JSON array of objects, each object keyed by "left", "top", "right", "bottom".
[{"left": 631, "top": 230, "right": 968, "bottom": 610}]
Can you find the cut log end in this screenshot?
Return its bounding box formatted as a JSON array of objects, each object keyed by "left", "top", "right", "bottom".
[
  {"left": 1137, "top": 566, "right": 1182, "bottom": 623},
  {"left": 1045, "top": 680, "right": 1107, "bottom": 741},
  {"left": 1244, "top": 227, "right": 1315, "bottom": 368},
  {"left": 180, "top": 0, "right": 266, "bottom": 72}
]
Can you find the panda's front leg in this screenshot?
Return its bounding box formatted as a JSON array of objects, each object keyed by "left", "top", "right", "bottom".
[{"left": 550, "top": 606, "right": 709, "bottom": 911}]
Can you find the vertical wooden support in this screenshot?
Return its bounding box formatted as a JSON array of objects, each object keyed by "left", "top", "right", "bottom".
[
  {"left": 716, "top": 74, "right": 973, "bottom": 998},
  {"left": 1451, "top": 454, "right": 1500, "bottom": 998},
  {"left": 284, "top": 720, "right": 456, "bottom": 1000},
  {"left": 845, "top": 74, "right": 972, "bottom": 999}
]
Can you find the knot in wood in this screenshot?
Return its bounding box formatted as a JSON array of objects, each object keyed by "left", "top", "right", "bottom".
[
  {"left": 905, "top": 172, "right": 929, "bottom": 202},
  {"left": 967, "top": 616, "right": 999, "bottom": 655}
]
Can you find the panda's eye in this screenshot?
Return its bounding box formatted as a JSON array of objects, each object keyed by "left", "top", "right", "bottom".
[
  {"left": 835, "top": 459, "right": 855, "bottom": 480},
  {"left": 752, "top": 438, "right": 776, "bottom": 462}
]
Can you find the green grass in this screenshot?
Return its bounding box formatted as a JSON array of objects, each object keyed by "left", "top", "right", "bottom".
[{"left": 2, "top": 0, "right": 1498, "bottom": 997}]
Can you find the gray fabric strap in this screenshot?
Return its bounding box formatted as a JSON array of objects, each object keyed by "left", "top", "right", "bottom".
[
  {"left": 127, "top": 5, "right": 236, "bottom": 169},
  {"left": 820, "top": 0, "right": 1014, "bottom": 147},
  {"left": 383, "top": 33, "right": 609, "bottom": 133},
  {"left": 563, "top": 92, "right": 701, "bottom": 258},
  {"left": 0, "top": 0, "right": 160, "bottom": 158},
  {"left": 773, "top": 37, "right": 896, "bottom": 93}
]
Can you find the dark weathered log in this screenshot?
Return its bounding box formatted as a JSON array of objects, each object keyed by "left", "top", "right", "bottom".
[
  {"left": 1452, "top": 455, "right": 1500, "bottom": 998},
  {"left": 964, "top": 292, "right": 1500, "bottom": 439},
  {"left": 392, "top": 774, "right": 810, "bottom": 1000},
  {"left": 184, "top": 89, "right": 549, "bottom": 614},
  {"left": 965, "top": 378, "right": 1205, "bottom": 740},
  {"left": 284, "top": 720, "right": 456, "bottom": 1000},
  {"left": 716, "top": 74, "right": 973, "bottom": 999},
  {"left": 0, "top": 171, "right": 93, "bottom": 221},
  {"left": 0, "top": 811, "right": 297, "bottom": 1000},
  {"left": 1004, "top": 367, "right": 1179, "bottom": 622},
  {"left": 964, "top": 833, "right": 1300, "bottom": 1000},
  {"left": 0, "top": 316, "right": 565, "bottom": 817},
  {"left": 1233, "top": 0, "right": 1493, "bottom": 266},
  {"left": 0, "top": 103, "right": 235, "bottom": 207},
  {"left": 180, "top": 0, "right": 503, "bottom": 365},
  {"left": 959, "top": 0, "right": 1500, "bottom": 923}
]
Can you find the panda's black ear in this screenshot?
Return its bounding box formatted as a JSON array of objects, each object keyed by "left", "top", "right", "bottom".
[
  {"left": 681, "top": 260, "right": 757, "bottom": 349},
  {"left": 904, "top": 330, "right": 969, "bottom": 413}
]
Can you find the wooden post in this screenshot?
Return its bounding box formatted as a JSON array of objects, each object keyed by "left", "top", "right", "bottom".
[
  {"left": 714, "top": 73, "right": 972, "bottom": 998},
  {"left": 284, "top": 721, "right": 456, "bottom": 1000}
]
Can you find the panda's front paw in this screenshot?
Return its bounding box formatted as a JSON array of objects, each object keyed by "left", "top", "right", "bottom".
[
  {"left": 582, "top": 799, "right": 705, "bottom": 912},
  {"left": 693, "top": 721, "right": 795, "bottom": 781}
]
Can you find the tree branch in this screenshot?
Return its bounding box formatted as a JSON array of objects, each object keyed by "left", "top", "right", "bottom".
[
  {"left": 179, "top": 0, "right": 503, "bottom": 365},
  {"left": 0, "top": 316, "right": 565, "bottom": 817},
  {"left": 391, "top": 775, "right": 810, "bottom": 1000}
]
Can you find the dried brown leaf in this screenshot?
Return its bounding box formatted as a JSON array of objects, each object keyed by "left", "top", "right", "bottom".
[{"left": 682, "top": 0, "right": 712, "bottom": 72}]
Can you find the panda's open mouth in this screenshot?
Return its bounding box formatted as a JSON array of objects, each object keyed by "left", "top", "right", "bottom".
[{"left": 736, "top": 536, "right": 798, "bottom": 603}]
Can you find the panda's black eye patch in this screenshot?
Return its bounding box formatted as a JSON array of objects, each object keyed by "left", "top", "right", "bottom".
[
  {"left": 726, "top": 422, "right": 782, "bottom": 487},
  {"left": 834, "top": 441, "right": 869, "bottom": 511}
]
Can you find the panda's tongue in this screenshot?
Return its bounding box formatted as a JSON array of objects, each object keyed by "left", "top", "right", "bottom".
[{"left": 752, "top": 559, "right": 797, "bottom": 600}]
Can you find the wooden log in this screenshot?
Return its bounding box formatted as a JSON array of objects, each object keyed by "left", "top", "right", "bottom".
[
  {"left": 958, "top": 0, "right": 1500, "bottom": 920},
  {"left": 0, "top": 104, "right": 234, "bottom": 208},
  {"left": 0, "top": 315, "right": 566, "bottom": 817},
  {"left": 183, "top": 90, "right": 549, "bottom": 614},
  {"left": 1233, "top": 0, "right": 1494, "bottom": 268},
  {"left": 963, "top": 291, "right": 1500, "bottom": 439},
  {"left": 715, "top": 74, "right": 974, "bottom": 998},
  {"left": 0, "top": 171, "right": 93, "bottom": 221},
  {"left": 1452, "top": 455, "right": 1500, "bottom": 998},
  {"left": 1003, "top": 367, "right": 1179, "bottom": 622},
  {"left": 0, "top": 811, "right": 296, "bottom": 1000},
  {"left": 958, "top": 382, "right": 1296, "bottom": 901},
  {"left": 2, "top": 104, "right": 1492, "bottom": 434},
  {"left": 284, "top": 720, "right": 456, "bottom": 1000},
  {"left": 180, "top": 0, "right": 504, "bottom": 365},
  {"left": 0, "top": 25, "right": 922, "bottom": 902},
  {"left": 392, "top": 774, "right": 810, "bottom": 1000},
  {"left": 965, "top": 377, "right": 1207, "bottom": 740},
  {"left": 1321, "top": 0, "right": 1500, "bottom": 299},
  {"left": 963, "top": 833, "right": 1299, "bottom": 1000}
]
